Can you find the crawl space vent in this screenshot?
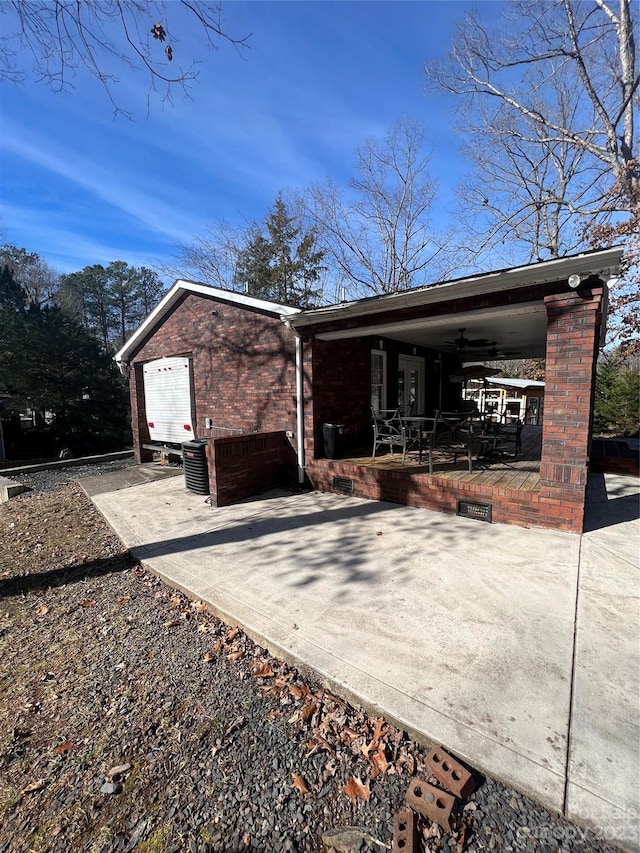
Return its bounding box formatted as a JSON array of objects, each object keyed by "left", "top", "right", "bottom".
[
  {"left": 333, "top": 476, "right": 354, "bottom": 494},
  {"left": 457, "top": 499, "right": 492, "bottom": 523}
]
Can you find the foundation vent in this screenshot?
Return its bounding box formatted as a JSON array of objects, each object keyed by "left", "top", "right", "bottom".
[
  {"left": 333, "top": 476, "right": 354, "bottom": 494},
  {"left": 457, "top": 499, "right": 492, "bottom": 523}
]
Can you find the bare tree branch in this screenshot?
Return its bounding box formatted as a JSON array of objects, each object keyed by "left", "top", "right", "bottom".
[
  {"left": 308, "top": 118, "right": 456, "bottom": 298},
  {"left": 1, "top": 1, "right": 250, "bottom": 115}
]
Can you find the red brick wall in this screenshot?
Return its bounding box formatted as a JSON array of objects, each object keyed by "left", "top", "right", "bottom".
[
  {"left": 306, "top": 458, "right": 549, "bottom": 528},
  {"left": 127, "top": 292, "right": 297, "bottom": 462},
  {"left": 539, "top": 284, "right": 604, "bottom": 531},
  {"left": 302, "top": 338, "right": 457, "bottom": 460},
  {"left": 206, "top": 431, "right": 297, "bottom": 507}
]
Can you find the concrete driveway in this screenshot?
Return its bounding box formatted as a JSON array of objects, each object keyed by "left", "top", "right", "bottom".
[{"left": 87, "top": 469, "right": 640, "bottom": 851}]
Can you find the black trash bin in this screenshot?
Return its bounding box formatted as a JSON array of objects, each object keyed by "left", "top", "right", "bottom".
[
  {"left": 322, "top": 423, "right": 344, "bottom": 459},
  {"left": 182, "top": 439, "right": 210, "bottom": 495}
]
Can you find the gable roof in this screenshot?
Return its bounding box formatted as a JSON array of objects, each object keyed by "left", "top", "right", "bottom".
[{"left": 115, "top": 279, "right": 300, "bottom": 364}]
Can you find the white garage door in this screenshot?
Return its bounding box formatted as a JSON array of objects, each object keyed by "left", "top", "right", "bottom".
[{"left": 143, "top": 356, "right": 194, "bottom": 444}]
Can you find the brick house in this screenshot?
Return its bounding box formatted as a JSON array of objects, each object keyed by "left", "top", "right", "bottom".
[{"left": 115, "top": 247, "right": 623, "bottom": 533}]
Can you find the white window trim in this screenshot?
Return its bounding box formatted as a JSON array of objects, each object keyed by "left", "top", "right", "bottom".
[{"left": 371, "top": 349, "right": 387, "bottom": 412}]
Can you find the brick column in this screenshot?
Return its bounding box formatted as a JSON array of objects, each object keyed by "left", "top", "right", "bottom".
[{"left": 540, "top": 282, "right": 604, "bottom": 532}]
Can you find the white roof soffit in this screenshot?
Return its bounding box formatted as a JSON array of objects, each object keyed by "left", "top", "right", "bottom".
[
  {"left": 314, "top": 302, "right": 546, "bottom": 343},
  {"left": 115, "top": 279, "right": 300, "bottom": 364},
  {"left": 288, "top": 247, "right": 624, "bottom": 331}
]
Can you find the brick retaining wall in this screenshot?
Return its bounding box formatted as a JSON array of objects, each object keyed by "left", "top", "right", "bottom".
[{"left": 206, "top": 431, "right": 297, "bottom": 507}]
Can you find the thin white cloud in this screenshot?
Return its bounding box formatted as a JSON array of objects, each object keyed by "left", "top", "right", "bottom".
[
  {"left": 2, "top": 123, "right": 207, "bottom": 244},
  {"left": 1, "top": 202, "right": 170, "bottom": 273}
]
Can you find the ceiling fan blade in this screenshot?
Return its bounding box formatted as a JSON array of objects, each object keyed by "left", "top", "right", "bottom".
[{"left": 444, "top": 329, "right": 490, "bottom": 349}]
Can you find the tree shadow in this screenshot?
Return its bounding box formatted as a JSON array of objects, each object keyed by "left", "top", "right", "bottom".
[{"left": 0, "top": 552, "right": 136, "bottom": 598}]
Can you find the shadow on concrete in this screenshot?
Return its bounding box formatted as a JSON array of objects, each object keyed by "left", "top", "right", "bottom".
[
  {"left": 0, "top": 552, "right": 136, "bottom": 598},
  {"left": 583, "top": 473, "right": 640, "bottom": 532},
  {"left": 129, "top": 491, "right": 480, "bottom": 602}
]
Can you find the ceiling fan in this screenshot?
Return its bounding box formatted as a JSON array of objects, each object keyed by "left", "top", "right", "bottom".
[
  {"left": 445, "top": 328, "right": 491, "bottom": 349},
  {"left": 486, "top": 342, "right": 522, "bottom": 358}
]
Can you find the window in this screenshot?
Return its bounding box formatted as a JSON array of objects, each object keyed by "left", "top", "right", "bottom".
[{"left": 371, "top": 350, "right": 386, "bottom": 412}]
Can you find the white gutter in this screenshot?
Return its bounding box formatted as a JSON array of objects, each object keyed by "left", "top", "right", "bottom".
[
  {"left": 283, "top": 317, "right": 305, "bottom": 486},
  {"left": 288, "top": 246, "right": 624, "bottom": 329}
]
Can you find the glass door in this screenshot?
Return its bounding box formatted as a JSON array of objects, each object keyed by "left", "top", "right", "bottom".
[{"left": 398, "top": 355, "right": 425, "bottom": 414}]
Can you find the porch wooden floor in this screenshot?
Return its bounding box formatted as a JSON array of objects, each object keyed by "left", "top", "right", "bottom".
[{"left": 342, "top": 426, "right": 542, "bottom": 492}]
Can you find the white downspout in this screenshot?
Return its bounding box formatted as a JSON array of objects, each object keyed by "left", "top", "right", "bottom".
[{"left": 283, "top": 318, "right": 305, "bottom": 486}]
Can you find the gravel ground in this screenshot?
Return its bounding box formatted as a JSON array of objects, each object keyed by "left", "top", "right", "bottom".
[
  {"left": 0, "top": 461, "right": 624, "bottom": 852},
  {"left": 2, "top": 457, "right": 137, "bottom": 494}
]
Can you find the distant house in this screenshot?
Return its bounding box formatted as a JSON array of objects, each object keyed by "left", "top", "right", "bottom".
[
  {"left": 116, "top": 247, "right": 623, "bottom": 534},
  {"left": 465, "top": 377, "right": 545, "bottom": 425}
]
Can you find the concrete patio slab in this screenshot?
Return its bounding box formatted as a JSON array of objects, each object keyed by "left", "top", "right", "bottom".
[
  {"left": 87, "top": 469, "right": 640, "bottom": 852},
  {"left": 567, "top": 474, "right": 640, "bottom": 851}
]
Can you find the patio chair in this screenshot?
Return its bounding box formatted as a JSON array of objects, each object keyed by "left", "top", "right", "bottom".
[
  {"left": 494, "top": 415, "right": 524, "bottom": 456},
  {"left": 426, "top": 411, "right": 478, "bottom": 474},
  {"left": 372, "top": 408, "right": 408, "bottom": 463}
]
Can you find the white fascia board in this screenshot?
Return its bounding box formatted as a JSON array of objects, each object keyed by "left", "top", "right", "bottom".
[
  {"left": 288, "top": 247, "right": 624, "bottom": 330},
  {"left": 114, "top": 279, "right": 300, "bottom": 364}
]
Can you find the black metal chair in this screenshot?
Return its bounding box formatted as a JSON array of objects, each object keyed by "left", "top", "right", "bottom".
[
  {"left": 372, "top": 408, "right": 408, "bottom": 462},
  {"left": 426, "top": 411, "right": 478, "bottom": 474}
]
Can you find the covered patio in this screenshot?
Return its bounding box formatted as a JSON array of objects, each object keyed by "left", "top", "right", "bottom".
[{"left": 288, "top": 248, "right": 623, "bottom": 533}]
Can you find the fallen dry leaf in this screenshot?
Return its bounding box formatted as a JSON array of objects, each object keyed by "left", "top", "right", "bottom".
[
  {"left": 107, "top": 763, "right": 131, "bottom": 777},
  {"left": 192, "top": 600, "right": 207, "bottom": 612},
  {"left": 343, "top": 775, "right": 371, "bottom": 806},
  {"left": 324, "top": 692, "right": 346, "bottom": 707},
  {"left": 203, "top": 652, "right": 214, "bottom": 663},
  {"left": 265, "top": 709, "right": 283, "bottom": 721},
  {"left": 291, "top": 772, "right": 309, "bottom": 796},
  {"left": 117, "top": 597, "right": 129, "bottom": 605},
  {"left": 361, "top": 739, "right": 376, "bottom": 758},
  {"left": 22, "top": 779, "right": 47, "bottom": 794},
  {"left": 371, "top": 717, "right": 387, "bottom": 742},
  {"left": 35, "top": 605, "right": 49, "bottom": 617},
  {"left": 169, "top": 595, "right": 181, "bottom": 609},
  {"left": 307, "top": 732, "right": 334, "bottom": 754},
  {"left": 369, "top": 744, "right": 390, "bottom": 775},
  {"left": 53, "top": 740, "right": 75, "bottom": 754},
  {"left": 227, "top": 650, "right": 244, "bottom": 661},
  {"left": 300, "top": 701, "right": 319, "bottom": 725},
  {"left": 81, "top": 599, "right": 96, "bottom": 607},
  {"left": 340, "top": 726, "right": 361, "bottom": 745},
  {"left": 251, "top": 661, "right": 275, "bottom": 678},
  {"left": 226, "top": 626, "right": 239, "bottom": 642},
  {"left": 456, "top": 822, "right": 468, "bottom": 852},
  {"left": 163, "top": 619, "right": 181, "bottom": 628}
]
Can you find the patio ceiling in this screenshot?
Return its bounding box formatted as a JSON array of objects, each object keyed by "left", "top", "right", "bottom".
[
  {"left": 289, "top": 248, "right": 624, "bottom": 363},
  {"left": 315, "top": 301, "right": 549, "bottom": 360}
]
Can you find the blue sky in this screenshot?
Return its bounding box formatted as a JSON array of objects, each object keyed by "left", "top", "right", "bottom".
[{"left": 1, "top": 1, "right": 486, "bottom": 277}]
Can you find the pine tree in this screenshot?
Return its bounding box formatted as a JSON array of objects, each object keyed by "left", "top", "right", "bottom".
[{"left": 233, "top": 194, "right": 324, "bottom": 308}]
